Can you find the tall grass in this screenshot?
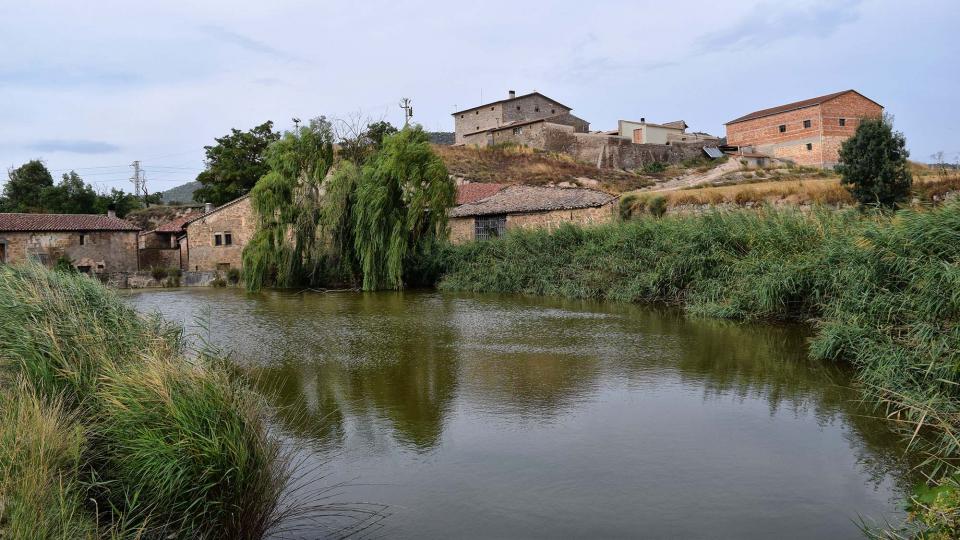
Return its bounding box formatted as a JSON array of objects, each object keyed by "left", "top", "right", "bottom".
[
  {"left": 439, "top": 202, "right": 960, "bottom": 534},
  {"left": 0, "top": 264, "right": 286, "bottom": 539}
]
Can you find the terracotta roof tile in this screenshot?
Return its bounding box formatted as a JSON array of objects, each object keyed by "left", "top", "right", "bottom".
[
  {"left": 456, "top": 183, "right": 508, "bottom": 205},
  {"left": 0, "top": 213, "right": 140, "bottom": 232},
  {"left": 449, "top": 185, "right": 614, "bottom": 218},
  {"left": 725, "top": 90, "right": 881, "bottom": 125},
  {"left": 153, "top": 212, "right": 202, "bottom": 233}
]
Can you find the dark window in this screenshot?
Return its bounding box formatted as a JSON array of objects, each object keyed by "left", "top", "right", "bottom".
[
  {"left": 839, "top": 118, "right": 846, "bottom": 127},
  {"left": 79, "top": 234, "right": 85, "bottom": 245},
  {"left": 534, "top": 106, "right": 540, "bottom": 112},
  {"left": 490, "top": 107, "right": 494, "bottom": 111},
  {"left": 214, "top": 233, "right": 222, "bottom": 246},
  {"left": 512, "top": 127, "right": 523, "bottom": 135},
  {"left": 778, "top": 124, "right": 786, "bottom": 133},
  {"left": 475, "top": 215, "right": 507, "bottom": 241},
  {"left": 0, "top": 242, "right": 5, "bottom": 264},
  {"left": 96, "top": 264, "right": 104, "bottom": 270},
  {"left": 76, "top": 265, "right": 91, "bottom": 274},
  {"left": 551, "top": 109, "right": 556, "bottom": 114},
  {"left": 475, "top": 111, "right": 479, "bottom": 115},
  {"left": 806, "top": 143, "right": 813, "bottom": 151},
  {"left": 460, "top": 114, "right": 464, "bottom": 119},
  {"left": 516, "top": 106, "right": 521, "bottom": 111},
  {"left": 224, "top": 232, "right": 233, "bottom": 246},
  {"left": 803, "top": 119, "right": 811, "bottom": 128}
]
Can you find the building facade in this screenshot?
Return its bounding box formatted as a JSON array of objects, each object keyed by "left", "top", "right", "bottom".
[
  {"left": 448, "top": 185, "right": 615, "bottom": 244},
  {"left": 0, "top": 213, "right": 139, "bottom": 272},
  {"left": 138, "top": 211, "right": 201, "bottom": 270},
  {"left": 183, "top": 195, "right": 255, "bottom": 272},
  {"left": 725, "top": 90, "right": 883, "bottom": 168},
  {"left": 452, "top": 91, "right": 589, "bottom": 145}
]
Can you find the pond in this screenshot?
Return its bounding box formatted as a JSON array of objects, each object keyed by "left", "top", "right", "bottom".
[{"left": 126, "top": 288, "right": 914, "bottom": 539}]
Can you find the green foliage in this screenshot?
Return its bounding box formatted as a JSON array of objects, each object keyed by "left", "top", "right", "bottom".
[
  {"left": 838, "top": 116, "right": 912, "bottom": 208},
  {"left": 1, "top": 160, "right": 54, "bottom": 212},
  {"left": 642, "top": 161, "right": 666, "bottom": 174},
  {"left": 647, "top": 195, "right": 667, "bottom": 218},
  {"left": 353, "top": 126, "right": 456, "bottom": 290},
  {"left": 53, "top": 255, "right": 76, "bottom": 274},
  {"left": 43, "top": 172, "right": 100, "bottom": 214},
  {"left": 150, "top": 267, "right": 169, "bottom": 281},
  {"left": 227, "top": 267, "right": 241, "bottom": 284},
  {"left": 0, "top": 161, "right": 144, "bottom": 217},
  {"left": 0, "top": 265, "right": 286, "bottom": 538},
  {"left": 194, "top": 121, "right": 280, "bottom": 206},
  {"left": 336, "top": 119, "right": 399, "bottom": 165}
]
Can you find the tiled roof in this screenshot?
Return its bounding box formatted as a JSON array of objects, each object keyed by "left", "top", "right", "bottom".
[
  {"left": 456, "top": 183, "right": 508, "bottom": 205},
  {"left": 0, "top": 213, "right": 140, "bottom": 232},
  {"left": 449, "top": 185, "right": 615, "bottom": 218},
  {"left": 153, "top": 212, "right": 202, "bottom": 233},
  {"left": 451, "top": 91, "right": 573, "bottom": 116},
  {"left": 183, "top": 194, "right": 251, "bottom": 227},
  {"left": 725, "top": 90, "right": 881, "bottom": 125}
]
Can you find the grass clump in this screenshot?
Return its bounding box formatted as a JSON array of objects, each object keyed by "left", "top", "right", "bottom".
[{"left": 0, "top": 264, "right": 287, "bottom": 539}]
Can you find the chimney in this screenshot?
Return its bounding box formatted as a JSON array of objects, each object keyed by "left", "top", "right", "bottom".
[
  {"left": 508, "top": 90, "right": 516, "bottom": 99},
  {"left": 107, "top": 204, "right": 116, "bottom": 219},
  {"left": 641, "top": 117, "right": 646, "bottom": 123},
  {"left": 204, "top": 202, "right": 213, "bottom": 214}
]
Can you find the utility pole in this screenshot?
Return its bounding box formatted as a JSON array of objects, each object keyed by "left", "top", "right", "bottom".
[
  {"left": 130, "top": 160, "right": 149, "bottom": 207},
  {"left": 399, "top": 98, "right": 413, "bottom": 127}
]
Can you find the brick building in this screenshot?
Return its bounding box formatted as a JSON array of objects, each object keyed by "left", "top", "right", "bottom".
[
  {"left": 725, "top": 90, "right": 883, "bottom": 168},
  {"left": 183, "top": 195, "right": 254, "bottom": 272},
  {"left": 0, "top": 212, "right": 139, "bottom": 272},
  {"left": 448, "top": 185, "right": 615, "bottom": 244},
  {"left": 453, "top": 90, "right": 589, "bottom": 146}
]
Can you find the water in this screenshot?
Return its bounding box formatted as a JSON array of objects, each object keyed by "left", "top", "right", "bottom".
[{"left": 126, "top": 288, "right": 914, "bottom": 539}]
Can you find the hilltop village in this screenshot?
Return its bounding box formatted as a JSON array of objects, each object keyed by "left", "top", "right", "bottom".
[{"left": 0, "top": 88, "right": 894, "bottom": 285}]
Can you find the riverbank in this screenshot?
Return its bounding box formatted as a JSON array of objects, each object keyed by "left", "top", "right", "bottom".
[
  {"left": 0, "top": 265, "right": 285, "bottom": 539},
  {"left": 439, "top": 202, "right": 960, "bottom": 535}
]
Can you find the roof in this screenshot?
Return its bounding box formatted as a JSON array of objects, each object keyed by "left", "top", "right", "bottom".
[
  {"left": 449, "top": 185, "right": 615, "bottom": 218},
  {"left": 452, "top": 92, "right": 573, "bottom": 116},
  {"left": 184, "top": 194, "right": 251, "bottom": 227},
  {"left": 620, "top": 119, "right": 686, "bottom": 131},
  {"left": 153, "top": 212, "right": 202, "bottom": 234},
  {"left": 0, "top": 213, "right": 140, "bottom": 232},
  {"left": 456, "top": 183, "right": 508, "bottom": 205},
  {"left": 662, "top": 120, "right": 688, "bottom": 129},
  {"left": 725, "top": 90, "right": 882, "bottom": 125},
  {"left": 463, "top": 113, "right": 588, "bottom": 137}
]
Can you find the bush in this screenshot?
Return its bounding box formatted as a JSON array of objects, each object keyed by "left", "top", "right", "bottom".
[
  {"left": 227, "top": 267, "right": 241, "bottom": 284},
  {"left": 151, "top": 267, "right": 169, "bottom": 281},
  {"left": 642, "top": 161, "right": 666, "bottom": 174},
  {"left": 53, "top": 255, "right": 76, "bottom": 274},
  {"left": 647, "top": 195, "right": 667, "bottom": 218},
  {"left": 837, "top": 116, "right": 912, "bottom": 208}
]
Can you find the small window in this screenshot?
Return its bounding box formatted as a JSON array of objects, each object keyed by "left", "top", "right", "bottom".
[
  {"left": 476, "top": 126, "right": 480, "bottom": 130},
  {"left": 778, "top": 124, "right": 786, "bottom": 133},
  {"left": 77, "top": 265, "right": 91, "bottom": 274},
  {"left": 224, "top": 232, "right": 233, "bottom": 246},
  {"left": 490, "top": 107, "right": 494, "bottom": 111},
  {"left": 475, "top": 215, "right": 507, "bottom": 241},
  {"left": 460, "top": 114, "right": 464, "bottom": 119},
  {"left": 534, "top": 106, "right": 540, "bottom": 112},
  {"left": 512, "top": 127, "right": 523, "bottom": 135},
  {"left": 79, "top": 234, "right": 85, "bottom": 246},
  {"left": 214, "top": 233, "right": 222, "bottom": 246},
  {"left": 475, "top": 111, "right": 479, "bottom": 115},
  {"left": 516, "top": 106, "right": 521, "bottom": 111},
  {"left": 803, "top": 119, "right": 811, "bottom": 128},
  {"left": 96, "top": 263, "right": 104, "bottom": 270},
  {"left": 839, "top": 118, "right": 846, "bottom": 127},
  {"left": 551, "top": 109, "right": 556, "bottom": 114},
  {"left": 806, "top": 143, "right": 813, "bottom": 151}
]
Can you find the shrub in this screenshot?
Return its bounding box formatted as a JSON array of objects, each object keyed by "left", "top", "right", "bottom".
[
  {"left": 227, "top": 267, "right": 241, "bottom": 284},
  {"left": 837, "top": 116, "right": 912, "bottom": 208},
  {"left": 642, "top": 161, "right": 666, "bottom": 174},
  {"left": 647, "top": 195, "right": 667, "bottom": 218},
  {"left": 151, "top": 267, "right": 169, "bottom": 281},
  {"left": 53, "top": 255, "right": 76, "bottom": 274}
]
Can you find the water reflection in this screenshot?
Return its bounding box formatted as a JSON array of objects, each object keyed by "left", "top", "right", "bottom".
[{"left": 126, "top": 288, "right": 915, "bottom": 539}]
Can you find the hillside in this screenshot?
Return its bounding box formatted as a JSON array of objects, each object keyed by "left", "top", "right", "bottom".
[{"left": 158, "top": 181, "right": 201, "bottom": 204}]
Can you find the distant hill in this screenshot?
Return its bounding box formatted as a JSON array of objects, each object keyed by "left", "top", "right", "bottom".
[
  {"left": 426, "top": 132, "right": 455, "bottom": 145},
  {"left": 158, "top": 181, "right": 201, "bottom": 204}
]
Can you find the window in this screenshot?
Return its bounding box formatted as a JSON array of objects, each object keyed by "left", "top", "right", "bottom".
[
  {"left": 474, "top": 215, "right": 506, "bottom": 241},
  {"left": 224, "top": 232, "right": 233, "bottom": 246},
  {"left": 803, "top": 119, "right": 811, "bottom": 128},
  {"left": 534, "top": 106, "right": 540, "bottom": 112},
  {"left": 460, "top": 114, "right": 464, "bottom": 119},
  {"left": 551, "top": 109, "right": 556, "bottom": 114},
  {"left": 79, "top": 234, "right": 85, "bottom": 246},
  {"left": 214, "top": 233, "right": 222, "bottom": 246},
  {"left": 806, "top": 143, "right": 813, "bottom": 151},
  {"left": 490, "top": 107, "right": 494, "bottom": 111},
  {"left": 516, "top": 106, "right": 521, "bottom": 111},
  {"left": 96, "top": 264, "right": 104, "bottom": 270},
  {"left": 475, "top": 111, "right": 479, "bottom": 115},
  {"left": 217, "top": 263, "right": 230, "bottom": 272},
  {"left": 839, "top": 118, "right": 846, "bottom": 127},
  {"left": 512, "top": 127, "right": 523, "bottom": 135},
  {"left": 76, "top": 265, "right": 91, "bottom": 274},
  {"left": 0, "top": 242, "right": 6, "bottom": 264},
  {"left": 778, "top": 124, "right": 786, "bottom": 133}
]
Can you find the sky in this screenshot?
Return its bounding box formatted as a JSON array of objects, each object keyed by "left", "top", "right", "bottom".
[{"left": 1, "top": 0, "right": 958, "bottom": 193}]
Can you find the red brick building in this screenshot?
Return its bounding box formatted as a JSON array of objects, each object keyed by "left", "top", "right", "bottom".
[{"left": 725, "top": 90, "right": 883, "bottom": 168}]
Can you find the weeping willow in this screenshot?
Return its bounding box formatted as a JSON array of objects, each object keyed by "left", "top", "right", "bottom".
[{"left": 243, "top": 124, "right": 455, "bottom": 292}]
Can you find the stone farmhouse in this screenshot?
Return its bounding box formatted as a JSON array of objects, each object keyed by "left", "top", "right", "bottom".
[
  {"left": 183, "top": 195, "right": 254, "bottom": 272},
  {"left": 0, "top": 212, "right": 140, "bottom": 272},
  {"left": 449, "top": 184, "right": 615, "bottom": 244},
  {"left": 725, "top": 89, "right": 883, "bottom": 168},
  {"left": 453, "top": 91, "right": 590, "bottom": 146},
  {"left": 138, "top": 209, "right": 203, "bottom": 270}
]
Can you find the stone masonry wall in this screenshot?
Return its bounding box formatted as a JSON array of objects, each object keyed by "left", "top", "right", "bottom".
[
  {"left": 543, "top": 128, "right": 704, "bottom": 169},
  {"left": 138, "top": 247, "right": 181, "bottom": 270},
  {"left": 454, "top": 94, "right": 574, "bottom": 145},
  {"left": 448, "top": 203, "right": 615, "bottom": 245},
  {"left": 0, "top": 230, "right": 139, "bottom": 272},
  {"left": 455, "top": 103, "right": 504, "bottom": 145},
  {"left": 185, "top": 197, "right": 255, "bottom": 272}
]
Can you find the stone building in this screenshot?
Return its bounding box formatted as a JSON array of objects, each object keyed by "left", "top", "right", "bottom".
[
  {"left": 183, "top": 195, "right": 255, "bottom": 272},
  {"left": 0, "top": 212, "right": 139, "bottom": 272},
  {"left": 448, "top": 185, "right": 615, "bottom": 244},
  {"left": 453, "top": 90, "right": 589, "bottom": 146},
  {"left": 138, "top": 211, "right": 202, "bottom": 270},
  {"left": 725, "top": 90, "right": 883, "bottom": 168}
]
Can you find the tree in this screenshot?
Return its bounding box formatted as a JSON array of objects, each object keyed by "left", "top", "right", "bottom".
[
  {"left": 193, "top": 121, "right": 279, "bottom": 206},
  {"left": 42, "top": 171, "right": 100, "bottom": 214},
  {"left": 94, "top": 189, "right": 143, "bottom": 218},
  {"left": 2, "top": 160, "right": 54, "bottom": 212},
  {"left": 365, "top": 121, "right": 398, "bottom": 150},
  {"left": 837, "top": 116, "right": 912, "bottom": 208},
  {"left": 334, "top": 117, "right": 398, "bottom": 165}
]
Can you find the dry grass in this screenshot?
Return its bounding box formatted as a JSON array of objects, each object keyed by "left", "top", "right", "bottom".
[{"left": 434, "top": 143, "right": 653, "bottom": 193}]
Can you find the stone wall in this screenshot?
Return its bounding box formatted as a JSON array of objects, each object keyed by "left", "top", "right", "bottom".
[
  {"left": 185, "top": 197, "right": 255, "bottom": 272},
  {"left": 543, "top": 128, "right": 704, "bottom": 169},
  {"left": 138, "top": 247, "right": 181, "bottom": 270},
  {"left": 0, "top": 230, "right": 139, "bottom": 272},
  {"left": 448, "top": 202, "right": 615, "bottom": 245},
  {"left": 454, "top": 94, "right": 574, "bottom": 145},
  {"left": 98, "top": 270, "right": 219, "bottom": 289}
]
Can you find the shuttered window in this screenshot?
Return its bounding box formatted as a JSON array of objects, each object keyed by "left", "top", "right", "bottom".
[{"left": 474, "top": 215, "right": 506, "bottom": 240}]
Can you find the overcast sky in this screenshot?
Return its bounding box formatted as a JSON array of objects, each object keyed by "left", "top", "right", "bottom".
[{"left": 1, "top": 0, "right": 957, "bottom": 193}]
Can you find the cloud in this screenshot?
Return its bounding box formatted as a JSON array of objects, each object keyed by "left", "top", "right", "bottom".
[
  {"left": 695, "top": 0, "right": 863, "bottom": 53},
  {"left": 27, "top": 140, "right": 121, "bottom": 154},
  {"left": 200, "top": 25, "right": 302, "bottom": 62}
]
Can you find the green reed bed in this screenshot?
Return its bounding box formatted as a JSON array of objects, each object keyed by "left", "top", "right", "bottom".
[
  {"left": 440, "top": 203, "right": 960, "bottom": 536},
  {"left": 0, "top": 265, "right": 286, "bottom": 539}
]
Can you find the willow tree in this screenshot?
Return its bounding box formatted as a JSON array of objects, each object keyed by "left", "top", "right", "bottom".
[
  {"left": 242, "top": 118, "right": 334, "bottom": 291},
  {"left": 353, "top": 126, "right": 456, "bottom": 290}
]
